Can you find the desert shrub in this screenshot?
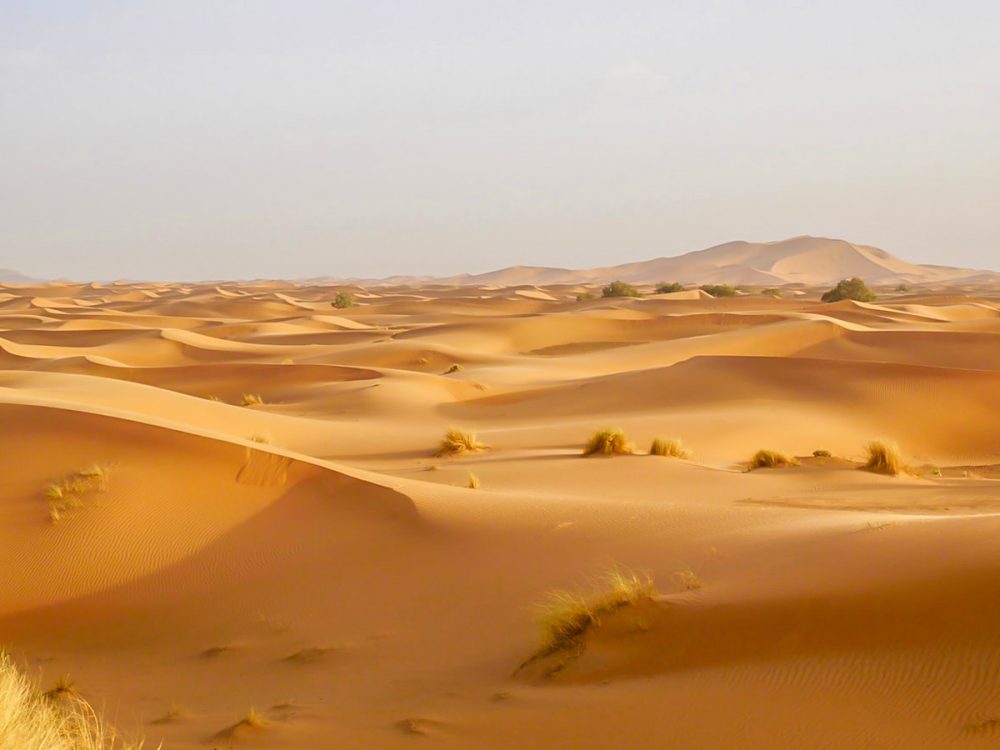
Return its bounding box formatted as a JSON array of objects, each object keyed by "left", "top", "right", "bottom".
[
  {"left": 862, "top": 440, "right": 902, "bottom": 476},
  {"left": 749, "top": 449, "right": 799, "bottom": 469},
  {"left": 241, "top": 393, "right": 264, "bottom": 406},
  {"left": 672, "top": 567, "right": 702, "bottom": 591},
  {"left": 444, "top": 363, "right": 463, "bottom": 374},
  {"left": 575, "top": 292, "right": 595, "bottom": 301},
  {"left": 649, "top": 437, "right": 690, "bottom": 459},
  {"left": 654, "top": 282, "right": 685, "bottom": 294},
  {"left": 0, "top": 650, "right": 143, "bottom": 749},
  {"left": 583, "top": 428, "right": 633, "bottom": 456},
  {"left": 762, "top": 287, "right": 781, "bottom": 297},
  {"left": 812, "top": 449, "right": 832, "bottom": 458},
  {"left": 601, "top": 280, "right": 640, "bottom": 298},
  {"left": 332, "top": 292, "right": 354, "bottom": 309},
  {"left": 528, "top": 568, "right": 655, "bottom": 662},
  {"left": 821, "top": 277, "right": 876, "bottom": 303},
  {"left": 895, "top": 283, "right": 911, "bottom": 292},
  {"left": 467, "top": 473, "right": 480, "bottom": 489},
  {"left": 436, "top": 428, "right": 488, "bottom": 457},
  {"left": 700, "top": 284, "right": 737, "bottom": 298}
]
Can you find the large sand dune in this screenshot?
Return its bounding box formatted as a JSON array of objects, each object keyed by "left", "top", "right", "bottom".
[{"left": 1, "top": 278, "right": 999, "bottom": 748}]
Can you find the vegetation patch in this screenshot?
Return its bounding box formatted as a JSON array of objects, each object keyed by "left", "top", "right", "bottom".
[
  {"left": 649, "top": 437, "right": 690, "bottom": 458},
  {"left": 583, "top": 428, "right": 633, "bottom": 456},
  {"left": 862, "top": 440, "right": 903, "bottom": 476},
  {"left": 436, "top": 428, "right": 489, "bottom": 457},
  {"left": 654, "top": 282, "right": 685, "bottom": 294},
  {"left": 749, "top": 449, "right": 799, "bottom": 470},
  {"left": 700, "top": 284, "right": 738, "bottom": 298},
  {"left": 821, "top": 277, "right": 876, "bottom": 303},
  {"left": 332, "top": 291, "right": 354, "bottom": 309},
  {"left": 601, "top": 280, "right": 640, "bottom": 298},
  {"left": 44, "top": 465, "right": 110, "bottom": 523}
]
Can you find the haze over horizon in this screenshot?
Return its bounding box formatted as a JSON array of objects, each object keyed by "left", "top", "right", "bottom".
[{"left": 2, "top": 1, "right": 998, "bottom": 281}]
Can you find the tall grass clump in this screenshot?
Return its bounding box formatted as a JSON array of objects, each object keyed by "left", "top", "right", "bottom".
[
  {"left": 583, "top": 428, "right": 633, "bottom": 456},
  {"left": 436, "top": 428, "right": 488, "bottom": 457},
  {"left": 525, "top": 568, "right": 656, "bottom": 666},
  {"left": 0, "top": 651, "right": 144, "bottom": 750},
  {"left": 649, "top": 437, "right": 690, "bottom": 459},
  {"left": 862, "top": 440, "right": 903, "bottom": 476},
  {"left": 749, "top": 449, "right": 798, "bottom": 470},
  {"left": 44, "top": 466, "right": 110, "bottom": 523},
  {"left": 241, "top": 393, "right": 264, "bottom": 406}
]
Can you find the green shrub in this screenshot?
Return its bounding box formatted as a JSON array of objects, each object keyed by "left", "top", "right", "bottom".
[
  {"left": 601, "top": 281, "right": 640, "bottom": 298},
  {"left": 332, "top": 291, "right": 354, "bottom": 308},
  {"left": 700, "top": 284, "right": 737, "bottom": 298},
  {"left": 821, "top": 277, "right": 876, "bottom": 303},
  {"left": 654, "top": 282, "right": 685, "bottom": 294}
]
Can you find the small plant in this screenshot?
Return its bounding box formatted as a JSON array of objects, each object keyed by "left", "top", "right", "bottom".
[
  {"left": 43, "top": 674, "right": 77, "bottom": 700},
  {"left": 416, "top": 356, "right": 429, "bottom": 365},
  {"left": 654, "top": 282, "right": 685, "bottom": 294},
  {"left": 44, "top": 465, "right": 110, "bottom": 522},
  {"left": 812, "top": 449, "right": 832, "bottom": 458},
  {"left": 436, "top": 428, "right": 488, "bottom": 457},
  {"left": 332, "top": 291, "right": 354, "bottom": 309},
  {"left": 241, "top": 393, "right": 264, "bottom": 406},
  {"left": 525, "top": 568, "right": 656, "bottom": 665},
  {"left": 749, "top": 449, "right": 799, "bottom": 469},
  {"left": 762, "top": 287, "right": 781, "bottom": 297},
  {"left": 248, "top": 433, "right": 271, "bottom": 444},
  {"left": 575, "top": 291, "right": 595, "bottom": 301},
  {"left": 242, "top": 707, "right": 268, "bottom": 729},
  {"left": 444, "top": 363, "right": 463, "bottom": 374},
  {"left": 862, "top": 440, "right": 902, "bottom": 476},
  {"left": 821, "top": 277, "right": 876, "bottom": 303},
  {"left": 583, "top": 428, "right": 633, "bottom": 456},
  {"left": 649, "top": 437, "right": 690, "bottom": 459},
  {"left": 700, "top": 284, "right": 737, "bottom": 298},
  {"left": 467, "top": 472, "right": 480, "bottom": 489},
  {"left": 601, "top": 280, "right": 640, "bottom": 298},
  {"left": 672, "top": 567, "right": 702, "bottom": 591}
]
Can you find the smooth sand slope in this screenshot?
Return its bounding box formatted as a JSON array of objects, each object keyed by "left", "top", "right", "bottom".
[{"left": 1, "top": 279, "right": 999, "bottom": 748}]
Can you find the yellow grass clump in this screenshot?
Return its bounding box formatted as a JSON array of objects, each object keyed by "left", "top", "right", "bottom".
[
  {"left": 526, "top": 568, "right": 656, "bottom": 664},
  {"left": 241, "top": 707, "right": 267, "bottom": 729},
  {"left": 444, "top": 363, "right": 463, "bottom": 374},
  {"left": 749, "top": 449, "right": 799, "bottom": 470},
  {"left": 467, "top": 472, "right": 481, "bottom": 489},
  {"left": 649, "top": 437, "right": 690, "bottom": 459},
  {"left": 862, "top": 440, "right": 903, "bottom": 476},
  {"left": 44, "top": 466, "right": 110, "bottom": 523},
  {"left": 436, "top": 428, "right": 489, "bottom": 457},
  {"left": 241, "top": 393, "right": 264, "bottom": 406},
  {"left": 582, "top": 428, "right": 633, "bottom": 456},
  {"left": 0, "top": 651, "right": 145, "bottom": 750}
]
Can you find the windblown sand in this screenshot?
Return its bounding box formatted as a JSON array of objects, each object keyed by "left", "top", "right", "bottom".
[{"left": 1, "top": 280, "right": 999, "bottom": 748}]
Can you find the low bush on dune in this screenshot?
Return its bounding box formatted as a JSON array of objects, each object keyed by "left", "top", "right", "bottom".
[
  {"left": 436, "top": 428, "right": 488, "bottom": 457},
  {"left": 601, "top": 280, "right": 640, "bottom": 298},
  {"left": 749, "top": 449, "right": 799, "bottom": 470},
  {"left": 467, "top": 472, "right": 480, "bottom": 489},
  {"left": 332, "top": 291, "right": 354, "bottom": 309},
  {"left": 583, "top": 428, "right": 633, "bottom": 456},
  {"left": 862, "top": 440, "right": 903, "bottom": 476},
  {"left": 443, "top": 363, "right": 463, "bottom": 374},
  {"left": 700, "top": 284, "right": 738, "bottom": 298},
  {"left": 654, "top": 282, "right": 685, "bottom": 294},
  {"left": 762, "top": 287, "right": 781, "bottom": 298},
  {"left": 821, "top": 277, "right": 876, "bottom": 303},
  {"left": 812, "top": 449, "right": 832, "bottom": 458},
  {"left": 45, "top": 466, "right": 110, "bottom": 523},
  {"left": 521, "top": 568, "right": 656, "bottom": 668},
  {"left": 649, "top": 437, "right": 690, "bottom": 459},
  {"left": 0, "top": 651, "right": 144, "bottom": 750},
  {"left": 575, "top": 291, "right": 596, "bottom": 301},
  {"left": 241, "top": 393, "right": 264, "bottom": 406}
]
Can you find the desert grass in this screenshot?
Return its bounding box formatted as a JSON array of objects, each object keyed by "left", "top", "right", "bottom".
[
  {"left": 45, "top": 466, "right": 110, "bottom": 523},
  {"left": 436, "top": 428, "right": 488, "bottom": 457},
  {"left": 467, "top": 472, "right": 481, "bottom": 489},
  {"left": 0, "top": 651, "right": 144, "bottom": 750},
  {"left": 672, "top": 567, "right": 702, "bottom": 591},
  {"left": 444, "top": 363, "right": 463, "bottom": 374},
  {"left": 649, "top": 437, "right": 690, "bottom": 459},
  {"left": 241, "top": 707, "right": 267, "bottom": 729},
  {"left": 241, "top": 393, "right": 264, "bottom": 406},
  {"left": 862, "top": 439, "right": 903, "bottom": 476},
  {"left": 523, "top": 568, "right": 656, "bottom": 668},
  {"left": 583, "top": 428, "right": 633, "bottom": 456},
  {"left": 749, "top": 449, "right": 799, "bottom": 470}
]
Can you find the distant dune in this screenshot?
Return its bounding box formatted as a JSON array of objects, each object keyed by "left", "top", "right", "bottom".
[{"left": 335, "top": 236, "right": 999, "bottom": 288}]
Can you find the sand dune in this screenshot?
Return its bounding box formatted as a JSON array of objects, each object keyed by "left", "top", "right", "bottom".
[{"left": 1, "top": 278, "right": 999, "bottom": 748}]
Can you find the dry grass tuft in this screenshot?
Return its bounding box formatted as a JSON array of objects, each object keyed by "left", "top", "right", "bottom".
[
  {"left": 444, "top": 363, "right": 463, "bottom": 374},
  {"left": 749, "top": 449, "right": 799, "bottom": 470},
  {"left": 241, "top": 393, "right": 264, "bottom": 406},
  {"left": 649, "top": 437, "right": 690, "bottom": 459},
  {"left": 582, "top": 428, "right": 633, "bottom": 456},
  {"left": 241, "top": 707, "right": 267, "bottom": 729},
  {"left": 467, "top": 473, "right": 481, "bottom": 489},
  {"left": 672, "top": 567, "right": 702, "bottom": 591},
  {"left": 862, "top": 440, "right": 903, "bottom": 476},
  {"left": 44, "top": 466, "right": 110, "bottom": 523},
  {"left": 527, "top": 568, "right": 655, "bottom": 664},
  {"left": 0, "top": 651, "right": 145, "bottom": 749},
  {"left": 812, "top": 449, "right": 832, "bottom": 458},
  {"left": 436, "top": 428, "right": 488, "bottom": 457}
]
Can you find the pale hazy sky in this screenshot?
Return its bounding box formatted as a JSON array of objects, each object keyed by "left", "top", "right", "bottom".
[{"left": 1, "top": 1, "right": 997, "bottom": 280}]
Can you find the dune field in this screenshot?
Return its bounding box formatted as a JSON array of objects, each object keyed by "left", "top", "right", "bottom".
[{"left": 2, "top": 278, "right": 1000, "bottom": 749}]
